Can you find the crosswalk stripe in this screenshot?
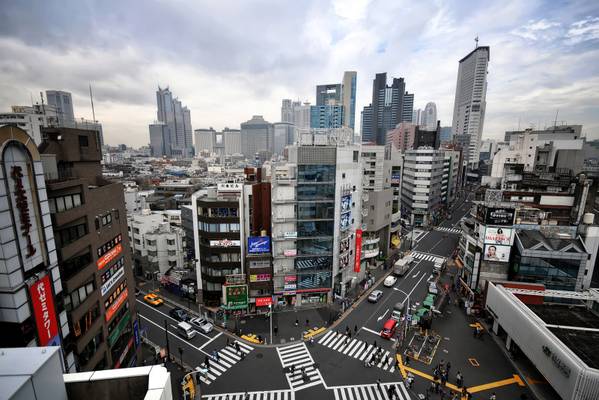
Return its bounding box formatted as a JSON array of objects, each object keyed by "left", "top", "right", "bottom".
[
  {"left": 344, "top": 338, "right": 359, "bottom": 355},
  {"left": 202, "top": 389, "right": 293, "bottom": 400}
]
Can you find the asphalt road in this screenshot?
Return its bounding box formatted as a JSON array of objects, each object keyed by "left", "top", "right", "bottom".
[{"left": 135, "top": 194, "right": 480, "bottom": 399}]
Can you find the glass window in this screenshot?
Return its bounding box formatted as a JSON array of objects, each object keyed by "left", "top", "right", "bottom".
[
  {"left": 79, "top": 286, "right": 87, "bottom": 302},
  {"left": 73, "top": 194, "right": 82, "bottom": 207},
  {"left": 64, "top": 196, "right": 73, "bottom": 210},
  {"left": 56, "top": 197, "right": 65, "bottom": 212}
]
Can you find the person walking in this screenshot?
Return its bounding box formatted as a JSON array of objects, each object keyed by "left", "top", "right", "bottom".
[
  {"left": 376, "top": 378, "right": 382, "bottom": 393},
  {"left": 490, "top": 393, "right": 497, "bottom": 400},
  {"left": 456, "top": 371, "right": 463, "bottom": 388},
  {"left": 235, "top": 341, "right": 241, "bottom": 356},
  {"left": 446, "top": 361, "right": 451, "bottom": 375},
  {"left": 354, "top": 325, "right": 358, "bottom": 335},
  {"left": 294, "top": 319, "right": 299, "bottom": 327},
  {"left": 306, "top": 319, "right": 310, "bottom": 327},
  {"left": 274, "top": 325, "right": 278, "bottom": 336},
  {"left": 204, "top": 355, "right": 210, "bottom": 370},
  {"left": 387, "top": 385, "right": 395, "bottom": 399}
]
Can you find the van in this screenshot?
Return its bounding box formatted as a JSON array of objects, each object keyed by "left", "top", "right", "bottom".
[
  {"left": 391, "top": 302, "right": 405, "bottom": 321},
  {"left": 177, "top": 321, "right": 197, "bottom": 340},
  {"left": 428, "top": 282, "right": 439, "bottom": 295},
  {"left": 393, "top": 255, "right": 413, "bottom": 276}
]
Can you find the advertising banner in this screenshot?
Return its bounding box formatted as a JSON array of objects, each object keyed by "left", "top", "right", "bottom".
[
  {"left": 341, "top": 194, "right": 351, "bottom": 212},
  {"left": 108, "top": 312, "right": 131, "bottom": 346},
  {"left": 283, "top": 275, "right": 297, "bottom": 294},
  {"left": 106, "top": 288, "right": 129, "bottom": 321},
  {"left": 101, "top": 262, "right": 125, "bottom": 297},
  {"left": 485, "top": 207, "right": 515, "bottom": 226},
  {"left": 255, "top": 296, "right": 273, "bottom": 307},
  {"left": 29, "top": 275, "right": 59, "bottom": 346},
  {"left": 248, "top": 236, "right": 271, "bottom": 254},
  {"left": 340, "top": 212, "right": 351, "bottom": 230},
  {"left": 209, "top": 239, "right": 240, "bottom": 247},
  {"left": 283, "top": 249, "right": 297, "bottom": 257},
  {"left": 483, "top": 244, "right": 511, "bottom": 263},
  {"left": 97, "top": 243, "right": 123, "bottom": 270},
  {"left": 354, "top": 229, "right": 363, "bottom": 273},
  {"left": 249, "top": 274, "right": 271, "bottom": 282},
  {"left": 484, "top": 227, "right": 513, "bottom": 246},
  {"left": 223, "top": 285, "right": 248, "bottom": 309},
  {"left": 133, "top": 319, "right": 140, "bottom": 347}
]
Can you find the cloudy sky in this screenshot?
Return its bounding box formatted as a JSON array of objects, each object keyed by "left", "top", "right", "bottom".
[{"left": 1, "top": 0, "right": 598, "bottom": 146}]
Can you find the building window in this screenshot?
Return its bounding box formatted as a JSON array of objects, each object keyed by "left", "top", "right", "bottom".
[
  {"left": 101, "top": 213, "right": 112, "bottom": 226},
  {"left": 78, "top": 135, "right": 89, "bottom": 147},
  {"left": 58, "top": 222, "right": 88, "bottom": 246},
  {"left": 167, "top": 239, "right": 175, "bottom": 245},
  {"left": 49, "top": 193, "right": 82, "bottom": 213},
  {"left": 61, "top": 250, "right": 92, "bottom": 280},
  {"left": 168, "top": 250, "right": 176, "bottom": 256},
  {"left": 64, "top": 280, "right": 96, "bottom": 312}
]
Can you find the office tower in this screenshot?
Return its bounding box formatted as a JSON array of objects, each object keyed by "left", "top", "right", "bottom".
[
  {"left": 422, "top": 102, "right": 438, "bottom": 131},
  {"left": 223, "top": 128, "right": 241, "bottom": 155},
  {"left": 342, "top": 71, "right": 357, "bottom": 130},
  {"left": 451, "top": 45, "right": 490, "bottom": 169},
  {"left": 401, "top": 148, "right": 445, "bottom": 226},
  {"left": 310, "top": 105, "right": 344, "bottom": 129},
  {"left": 151, "top": 86, "right": 194, "bottom": 158},
  {"left": 46, "top": 90, "right": 75, "bottom": 123},
  {"left": 194, "top": 128, "right": 217, "bottom": 154},
  {"left": 412, "top": 109, "right": 422, "bottom": 126},
  {"left": 360, "top": 105, "right": 374, "bottom": 143},
  {"left": 293, "top": 102, "right": 311, "bottom": 129},
  {"left": 439, "top": 126, "right": 453, "bottom": 142},
  {"left": 362, "top": 73, "right": 407, "bottom": 145},
  {"left": 316, "top": 84, "right": 342, "bottom": 105},
  {"left": 240, "top": 115, "right": 274, "bottom": 159},
  {"left": 273, "top": 122, "right": 296, "bottom": 155},
  {"left": 414, "top": 123, "right": 440, "bottom": 149},
  {"left": 386, "top": 122, "right": 417, "bottom": 152},
  {"left": 401, "top": 92, "right": 414, "bottom": 123},
  {"left": 149, "top": 122, "right": 170, "bottom": 157},
  {"left": 271, "top": 129, "right": 363, "bottom": 302},
  {"left": 281, "top": 99, "right": 294, "bottom": 123},
  {"left": 41, "top": 126, "right": 140, "bottom": 371}
]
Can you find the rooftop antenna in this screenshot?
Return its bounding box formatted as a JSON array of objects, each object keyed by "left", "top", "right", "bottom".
[
  {"left": 39, "top": 92, "right": 46, "bottom": 116},
  {"left": 475, "top": 35, "right": 479, "bottom": 48},
  {"left": 89, "top": 83, "right": 96, "bottom": 122},
  {"left": 30, "top": 92, "right": 34, "bottom": 107},
  {"left": 553, "top": 109, "right": 559, "bottom": 130}
]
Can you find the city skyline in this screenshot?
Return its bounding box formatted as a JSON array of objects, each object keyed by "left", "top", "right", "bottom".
[{"left": 1, "top": 0, "right": 598, "bottom": 146}]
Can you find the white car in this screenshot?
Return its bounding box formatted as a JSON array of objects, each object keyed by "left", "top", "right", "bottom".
[
  {"left": 384, "top": 275, "right": 398, "bottom": 287},
  {"left": 368, "top": 290, "right": 383, "bottom": 303},
  {"left": 189, "top": 317, "right": 214, "bottom": 334}
]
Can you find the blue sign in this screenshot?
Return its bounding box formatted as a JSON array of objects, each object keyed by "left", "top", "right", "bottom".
[
  {"left": 133, "top": 319, "right": 140, "bottom": 347},
  {"left": 248, "top": 236, "right": 271, "bottom": 254}
]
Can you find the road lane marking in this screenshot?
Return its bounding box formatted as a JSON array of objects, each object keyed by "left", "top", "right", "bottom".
[
  {"left": 199, "top": 332, "right": 223, "bottom": 351},
  {"left": 136, "top": 299, "right": 212, "bottom": 340},
  {"left": 376, "top": 309, "right": 389, "bottom": 322}
]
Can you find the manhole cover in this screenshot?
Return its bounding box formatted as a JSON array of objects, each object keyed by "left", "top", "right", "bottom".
[{"left": 256, "top": 353, "right": 263, "bottom": 359}]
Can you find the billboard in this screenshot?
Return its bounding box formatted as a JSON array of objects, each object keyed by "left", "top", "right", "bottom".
[
  {"left": 106, "top": 287, "right": 129, "bottom": 321},
  {"left": 483, "top": 244, "right": 511, "bottom": 263},
  {"left": 97, "top": 243, "right": 123, "bottom": 270},
  {"left": 255, "top": 297, "right": 272, "bottom": 307},
  {"left": 341, "top": 194, "right": 351, "bottom": 212},
  {"left": 101, "top": 259, "right": 125, "bottom": 297},
  {"left": 485, "top": 207, "right": 515, "bottom": 226},
  {"left": 283, "top": 275, "right": 297, "bottom": 294},
  {"left": 249, "top": 273, "right": 271, "bottom": 282},
  {"left": 340, "top": 212, "right": 351, "bottom": 230},
  {"left": 223, "top": 285, "right": 248, "bottom": 309},
  {"left": 484, "top": 227, "right": 513, "bottom": 246},
  {"left": 29, "top": 275, "right": 60, "bottom": 346},
  {"left": 248, "top": 236, "right": 271, "bottom": 254},
  {"left": 354, "top": 229, "right": 363, "bottom": 272},
  {"left": 210, "top": 239, "right": 240, "bottom": 247}
]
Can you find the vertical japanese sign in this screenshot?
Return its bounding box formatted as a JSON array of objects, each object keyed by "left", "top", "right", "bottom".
[
  {"left": 354, "top": 229, "right": 363, "bottom": 273},
  {"left": 30, "top": 275, "right": 59, "bottom": 346}
]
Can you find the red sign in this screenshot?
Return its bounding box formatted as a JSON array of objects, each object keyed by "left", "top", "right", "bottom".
[
  {"left": 30, "top": 275, "right": 59, "bottom": 346},
  {"left": 354, "top": 229, "right": 363, "bottom": 273},
  {"left": 255, "top": 297, "right": 272, "bottom": 307},
  {"left": 11, "top": 166, "right": 36, "bottom": 257},
  {"left": 106, "top": 287, "right": 128, "bottom": 321},
  {"left": 97, "top": 243, "right": 123, "bottom": 270}
]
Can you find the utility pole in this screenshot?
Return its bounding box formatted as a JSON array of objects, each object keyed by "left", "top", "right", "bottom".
[
  {"left": 269, "top": 304, "right": 273, "bottom": 345},
  {"left": 164, "top": 319, "right": 171, "bottom": 360}
]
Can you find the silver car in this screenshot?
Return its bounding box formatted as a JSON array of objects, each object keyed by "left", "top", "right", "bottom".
[
  {"left": 189, "top": 317, "right": 214, "bottom": 334},
  {"left": 368, "top": 290, "right": 383, "bottom": 303}
]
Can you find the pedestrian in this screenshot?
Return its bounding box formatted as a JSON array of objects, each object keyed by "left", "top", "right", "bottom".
[
  {"left": 406, "top": 373, "right": 414, "bottom": 389},
  {"left": 404, "top": 355, "right": 410, "bottom": 366},
  {"left": 354, "top": 325, "right": 358, "bottom": 334},
  {"left": 388, "top": 356, "right": 393, "bottom": 369},
  {"left": 290, "top": 364, "right": 295, "bottom": 374},
  {"left": 490, "top": 392, "right": 497, "bottom": 400},
  {"left": 441, "top": 372, "right": 447, "bottom": 386},
  {"left": 446, "top": 361, "right": 451, "bottom": 375},
  {"left": 348, "top": 330, "right": 352, "bottom": 339},
  {"left": 306, "top": 319, "right": 310, "bottom": 327},
  {"left": 345, "top": 336, "right": 350, "bottom": 345},
  {"left": 439, "top": 388, "right": 446, "bottom": 400},
  {"left": 235, "top": 341, "right": 241, "bottom": 356},
  {"left": 376, "top": 378, "right": 382, "bottom": 392},
  {"left": 374, "top": 340, "right": 377, "bottom": 349},
  {"left": 294, "top": 319, "right": 299, "bottom": 327},
  {"left": 226, "top": 337, "right": 230, "bottom": 347},
  {"left": 244, "top": 392, "right": 250, "bottom": 400},
  {"left": 387, "top": 385, "right": 395, "bottom": 399},
  {"left": 456, "top": 371, "right": 463, "bottom": 388},
  {"left": 204, "top": 355, "right": 210, "bottom": 370},
  {"left": 274, "top": 325, "right": 278, "bottom": 336},
  {"left": 346, "top": 325, "right": 350, "bottom": 334}
]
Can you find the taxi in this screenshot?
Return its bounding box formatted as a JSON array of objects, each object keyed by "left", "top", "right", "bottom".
[{"left": 143, "top": 292, "right": 164, "bottom": 307}]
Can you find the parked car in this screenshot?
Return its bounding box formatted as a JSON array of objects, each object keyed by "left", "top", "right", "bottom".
[
  {"left": 381, "top": 318, "right": 397, "bottom": 339},
  {"left": 368, "top": 290, "right": 383, "bottom": 303},
  {"left": 189, "top": 317, "right": 214, "bottom": 334},
  {"left": 384, "top": 275, "right": 398, "bottom": 287},
  {"left": 176, "top": 321, "right": 197, "bottom": 340},
  {"left": 169, "top": 307, "right": 189, "bottom": 322},
  {"left": 143, "top": 293, "right": 163, "bottom": 307}
]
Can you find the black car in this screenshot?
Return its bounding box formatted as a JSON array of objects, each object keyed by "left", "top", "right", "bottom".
[{"left": 169, "top": 307, "right": 189, "bottom": 322}]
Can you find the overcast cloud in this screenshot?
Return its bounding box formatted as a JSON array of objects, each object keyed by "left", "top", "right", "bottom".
[{"left": 1, "top": 0, "right": 598, "bottom": 146}]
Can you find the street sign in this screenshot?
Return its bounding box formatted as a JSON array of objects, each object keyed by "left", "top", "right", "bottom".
[{"left": 222, "top": 284, "right": 248, "bottom": 310}]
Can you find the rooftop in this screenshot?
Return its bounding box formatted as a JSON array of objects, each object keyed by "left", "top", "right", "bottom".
[
  {"left": 548, "top": 328, "right": 599, "bottom": 369},
  {"left": 516, "top": 229, "right": 587, "bottom": 254},
  {"left": 528, "top": 303, "right": 599, "bottom": 329}
]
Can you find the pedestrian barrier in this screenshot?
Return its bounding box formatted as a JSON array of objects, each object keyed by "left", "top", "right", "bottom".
[
  {"left": 240, "top": 334, "right": 264, "bottom": 344},
  {"left": 303, "top": 327, "right": 326, "bottom": 340}
]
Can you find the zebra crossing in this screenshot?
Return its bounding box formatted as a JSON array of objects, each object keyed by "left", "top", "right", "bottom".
[
  {"left": 332, "top": 382, "right": 410, "bottom": 400},
  {"left": 411, "top": 251, "right": 445, "bottom": 264},
  {"left": 276, "top": 342, "right": 323, "bottom": 391},
  {"left": 317, "top": 331, "right": 398, "bottom": 373},
  {"left": 202, "top": 389, "right": 294, "bottom": 400},
  {"left": 199, "top": 341, "right": 254, "bottom": 385},
  {"left": 435, "top": 226, "right": 462, "bottom": 235}
]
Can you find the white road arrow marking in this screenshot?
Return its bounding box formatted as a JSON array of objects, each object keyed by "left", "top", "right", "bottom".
[{"left": 377, "top": 309, "right": 389, "bottom": 322}]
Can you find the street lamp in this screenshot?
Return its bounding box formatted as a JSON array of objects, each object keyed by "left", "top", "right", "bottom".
[
  {"left": 164, "top": 319, "right": 171, "bottom": 361},
  {"left": 269, "top": 303, "right": 273, "bottom": 345}
]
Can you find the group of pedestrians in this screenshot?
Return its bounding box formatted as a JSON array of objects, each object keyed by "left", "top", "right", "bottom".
[
  {"left": 376, "top": 378, "right": 399, "bottom": 399},
  {"left": 363, "top": 340, "right": 394, "bottom": 370}
]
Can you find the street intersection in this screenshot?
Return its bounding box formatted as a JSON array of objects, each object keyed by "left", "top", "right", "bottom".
[{"left": 136, "top": 194, "right": 533, "bottom": 399}]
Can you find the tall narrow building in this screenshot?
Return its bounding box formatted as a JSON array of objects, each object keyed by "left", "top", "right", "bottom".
[
  {"left": 401, "top": 92, "right": 414, "bottom": 123},
  {"left": 422, "top": 102, "right": 438, "bottom": 131},
  {"left": 341, "top": 71, "right": 357, "bottom": 130},
  {"left": 312, "top": 71, "right": 357, "bottom": 131},
  {"left": 451, "top": 45, "right": 490, "bottom": 170},
  {"left": 46, "top": 90, "right": 75, "bottom": 124},
  {"left": 150, "top": 87, "right": 193, "bottom": 158}
]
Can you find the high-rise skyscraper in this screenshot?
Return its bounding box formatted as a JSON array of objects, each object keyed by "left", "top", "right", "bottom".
[
  {"left": 412, "top": 109, "right": 422, "bottom": 126},
  {"left": 240, "top": 115, "right": 274, "bottom": 159},
  {"left": 422, "top": 102, "right": 438, "bottom": 131},
  {"left": 280, "top": 100, "right": 311, "bottom": 129},
  {"left": 361, "top": 73, "right": 411, "bottom": 145},
  {"left": 451, "top": 45, "right": 490, "bottom": 169},
  {"left": 316, "top": 83, "right": 342, "bottom": 105},
  {"left": 150, "top": 87, "right": 193, "bottom": 158},
  {"left": 341, "top": 71, "right": 357, "bottom": 130},
  {"left": 46, "top": 90, "right": 75, "bottom": 124},
  {"left": 401, "top": 92, "right": 414, "bottom": 123}
]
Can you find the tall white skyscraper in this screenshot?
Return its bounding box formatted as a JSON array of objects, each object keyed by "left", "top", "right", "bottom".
[
  {"left": 151, "top": 86, "right": 193, "bottom": 158},
  {"left": 280, "top": 100, "right": 311, "bottom": 129},
  {"left": 451, "top": 45, "right": 490, "bottom": 169},
  {"left": 422, "top": 102, "right": 438, "bottom": 131}
]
